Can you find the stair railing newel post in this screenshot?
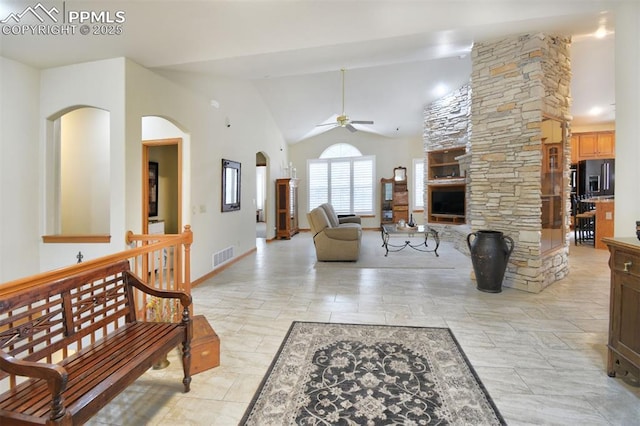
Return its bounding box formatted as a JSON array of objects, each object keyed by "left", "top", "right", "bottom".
[{"left": 466, "top": 230, "right": 514, "bottom": 293}]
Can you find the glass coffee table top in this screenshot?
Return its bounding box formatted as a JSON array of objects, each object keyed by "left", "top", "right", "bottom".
[{"left": 380, "top": 224, "right": 439, "bottom": 257}]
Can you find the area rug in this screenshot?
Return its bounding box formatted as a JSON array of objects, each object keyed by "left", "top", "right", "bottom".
[
  {"left": 313, "top": 232, "right": 467, "bottom": 270},
  {"left": 240, "top": 322, "right": 505, "bottom": 425}
]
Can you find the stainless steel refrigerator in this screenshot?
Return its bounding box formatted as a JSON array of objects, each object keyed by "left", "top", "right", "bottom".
[{"left": 578, "top": 159, "right": 615, "bottom": 197}]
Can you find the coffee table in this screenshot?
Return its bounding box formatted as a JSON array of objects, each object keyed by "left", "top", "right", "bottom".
[{"left": 380, "top": 224, "right": 440, "bottom": 257}]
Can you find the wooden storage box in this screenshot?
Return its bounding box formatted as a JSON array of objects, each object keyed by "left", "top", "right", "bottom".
[{"left": 191, "top": 315, "right": 220, "bottom": 374}]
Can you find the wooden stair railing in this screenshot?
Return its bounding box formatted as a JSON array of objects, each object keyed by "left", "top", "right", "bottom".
[
  {"left": 125, "top": 225, "right": 193, "bottom": 319},
  {"left": 0, "top": 225, "right": 193, "bottom": 323}
]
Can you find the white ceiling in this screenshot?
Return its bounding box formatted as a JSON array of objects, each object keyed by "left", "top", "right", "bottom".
[{"left": 0, "top": 0, "right": 616, "bottom": 143}]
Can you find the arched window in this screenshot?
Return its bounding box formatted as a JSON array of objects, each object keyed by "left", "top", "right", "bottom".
[
  {"left": 320, "top": 143, "right": 362, "bottom": 158},
  {"left": 308, "top": 143, "right": 374, "bottom": 214}
]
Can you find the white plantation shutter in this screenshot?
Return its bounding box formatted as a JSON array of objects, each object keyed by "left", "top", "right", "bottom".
[
  {"left": 353, "top": 158, "right": 373, "bottom": 212},
  {"left": 413, "top": 158, "right": 425, "bottom": 209},
  {"left": 330, "top": 160, "right": 351, "bottom": 213},
  {"left": 308, "top": 161, "right": 328, "bottom": 208},
  {"left": 308, "top": 154, "right": 374, "bottom": 215}
]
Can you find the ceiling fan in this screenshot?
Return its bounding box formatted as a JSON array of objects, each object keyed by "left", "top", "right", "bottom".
[{"left": 316, "top": 68, "right": 374, "bottom": 133}]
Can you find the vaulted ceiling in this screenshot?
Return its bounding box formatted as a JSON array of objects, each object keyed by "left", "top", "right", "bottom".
[{"left": 0, "top": 1, "right": 616, "bottom": 143}]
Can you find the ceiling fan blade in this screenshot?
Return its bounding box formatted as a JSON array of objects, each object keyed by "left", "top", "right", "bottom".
[
  {"left": 351, "top": 120, "right": 374, "bottom": 125},
  {"left": 316, "top": 122, "right": 338, "bottom": 127},
  {"left": 345, "top": 123, "right": 357, "bottom": 133}
]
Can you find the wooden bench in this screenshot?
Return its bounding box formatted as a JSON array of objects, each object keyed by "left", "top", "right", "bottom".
[{"left": 0, "top": 260, "right": 192, "bottom": 425}]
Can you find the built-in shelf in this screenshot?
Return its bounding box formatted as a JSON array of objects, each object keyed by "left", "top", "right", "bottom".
[
  {"left": 427, "top": 147, "right": 466, "bottom": 224},
  {"left": 428, "top": 147, "right": 465, "bottom": 180}
]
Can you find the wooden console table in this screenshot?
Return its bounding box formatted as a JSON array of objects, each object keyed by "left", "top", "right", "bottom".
[{"left": 603, "top": 237, "right": 640, "bottom": 383}]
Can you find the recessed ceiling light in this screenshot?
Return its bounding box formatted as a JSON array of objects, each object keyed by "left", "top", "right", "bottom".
[
  {"left": 595, "top": 26, "right": 607, "bottom": 39},
  {"left": 433, "top": 83, "right": 448, "bottom": 97},
  {"left": 589, "top": 106, "right": 603, "bottom": 116}
]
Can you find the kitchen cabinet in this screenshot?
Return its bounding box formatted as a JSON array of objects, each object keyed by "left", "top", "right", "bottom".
[
  {"left": 573, "top": 132, "right": 615, "bottom": 163},
  {"left": 570, "top": 135, "right": 579, "bottom": 165},
  {"left": 603, "top": 237, "right": 640, "bottom": 383}
]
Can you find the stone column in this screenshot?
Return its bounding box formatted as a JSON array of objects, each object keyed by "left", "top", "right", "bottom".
[{"left": 470, "top": 33, "right": 571, "bottom": 293}]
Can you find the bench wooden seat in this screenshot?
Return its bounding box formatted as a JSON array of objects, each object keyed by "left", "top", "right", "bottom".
[{"left": 0, "top": 261, "right": 192, "bottom": 425}]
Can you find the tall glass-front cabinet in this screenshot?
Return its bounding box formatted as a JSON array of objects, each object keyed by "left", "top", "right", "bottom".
[
  {"left": 276, "top": 178, "right": 299, "bottom": 239},
  {"left": 380, "top": 167, "right": 409, "bottom": 225}
]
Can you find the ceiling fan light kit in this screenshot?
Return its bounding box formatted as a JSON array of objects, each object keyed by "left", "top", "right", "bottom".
[{"left": 316, "top": 69, "right": 374, "bottom": 132}]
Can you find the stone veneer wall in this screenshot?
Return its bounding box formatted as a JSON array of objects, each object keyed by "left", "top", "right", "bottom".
[
  {"left": 423, "top": 83, "right": 471, "bottom": 152},
  {"left": 470, "top": 33, "right": 571, "bottom": 293},
  {"left": 423, "top": 84, "right": 472, "bottom": 252}
]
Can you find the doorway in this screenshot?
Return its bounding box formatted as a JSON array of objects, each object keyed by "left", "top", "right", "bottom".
[
  {"left": 256, "top": 152, "right": 268, "bottom": 238},
  {"left": 143, "top": 138, "right": 182, "bottom": 234}
]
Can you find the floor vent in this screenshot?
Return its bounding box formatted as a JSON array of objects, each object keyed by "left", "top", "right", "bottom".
[{"left": 213, "top": 246, "right": 234, "bottom": 268}]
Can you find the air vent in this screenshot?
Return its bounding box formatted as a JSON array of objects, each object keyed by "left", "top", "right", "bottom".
[{"left": 212, "top": 246, "right": 234, "bottom": 268}]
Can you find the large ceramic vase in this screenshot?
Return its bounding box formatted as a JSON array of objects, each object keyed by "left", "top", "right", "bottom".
[{"left": 467, "top": 230, "right": 514, "bottom": 293}]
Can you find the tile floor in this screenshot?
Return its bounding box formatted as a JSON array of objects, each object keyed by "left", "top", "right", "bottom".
[{"left": 89, "top": 231, "right": 640, "bottom": 425}]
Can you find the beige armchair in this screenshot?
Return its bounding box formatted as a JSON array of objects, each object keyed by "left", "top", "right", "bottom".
[
  {"left": 319, "top": 203, "right": 362, "bottom": 225},
  {"left": 307, "top": 205, "right": 362, "bottom": 261}
]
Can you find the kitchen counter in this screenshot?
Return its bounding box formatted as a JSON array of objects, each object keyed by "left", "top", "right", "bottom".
[{"left": 582, "top": 198, "right": 615, "bottom": 249}]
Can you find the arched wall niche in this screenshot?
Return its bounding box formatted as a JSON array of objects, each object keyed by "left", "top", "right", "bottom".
[{"left": 43, "top": 105, "right": 111, "bottom": 242}]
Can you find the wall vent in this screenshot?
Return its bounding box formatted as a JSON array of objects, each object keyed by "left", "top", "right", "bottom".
[{"left": 212, "top": 246, "right": 234, "bottom": 268}]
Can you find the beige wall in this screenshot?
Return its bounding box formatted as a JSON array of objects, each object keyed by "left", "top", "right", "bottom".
[
  {"left": 0, "top": 57, "right": 40, "bottom": 282},
  {"left": 290, "top": 129, "right": 423, "bottom": 230}
]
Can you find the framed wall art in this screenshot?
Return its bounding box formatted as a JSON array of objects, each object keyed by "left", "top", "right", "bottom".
[{"left": 149, "top": 161, "right": 159, "bottom": 217}]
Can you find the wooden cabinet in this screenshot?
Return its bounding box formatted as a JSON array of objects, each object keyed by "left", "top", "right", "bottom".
[
  {"left": 572, "top": 132, "right": 615, "bottom": 163},
  {"left": 427, "top": 147, "right": 466, "bottom": 224},
  {"left": 276, "top": 178, "right": 299, "bottom": 239},
  {"left": 392, "top": 168, "right": 409, "bottom": 224},
  {"left": 380, "top": 167, "right": 409, "bottom": 225},
  {"left": 380, "top": 178, "right": 394, "bottom": 224},
  {"left": 428, "top": 147, "right": 465, "bottom": 180},
  {"left": 604, "top": 238, "right": 640, "bottom": 382},
  {"left": 570, "top": 135, "right": 579, "bottom": 165},
  {"left": 542, "top": 143, "right": 562, "bottom": 173}
]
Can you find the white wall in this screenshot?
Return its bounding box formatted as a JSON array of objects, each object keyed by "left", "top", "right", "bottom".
[
  {"left": 0, "top": 56, "right": 287, "bottom": 282},
  {"left": 290, "top": 129, "right": 423, "bottom": 230},
  {"left": 614, "top": 1, "right": 640, "bottom": 238},
  {"left": 128, "top": 63, "right": 287, "bottom": 280},
  {"left": 39, "top": 58, "right": 126, "bottom": 270},
  {"left": 0, "top": 57, "right": 41, "bottom": 282}
]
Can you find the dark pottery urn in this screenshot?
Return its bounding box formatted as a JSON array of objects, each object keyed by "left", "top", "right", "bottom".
[{"left": 467, "top": 230, "right": 514, "bottom": 293}]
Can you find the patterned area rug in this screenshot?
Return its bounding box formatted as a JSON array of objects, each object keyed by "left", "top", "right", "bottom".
[{"left": 241, "top": 322, "right": 505, "bottom": 425}]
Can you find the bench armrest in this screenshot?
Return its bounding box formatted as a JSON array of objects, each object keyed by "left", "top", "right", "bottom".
[
  {"left": 125, "top": 271, "right": 192, "bottom": 309},
  {"left": 0, "top": 351, "right": 68, "bottom": 420},
  {"left": 0, "top": 351, "right": 67, "bottom": 383}
]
